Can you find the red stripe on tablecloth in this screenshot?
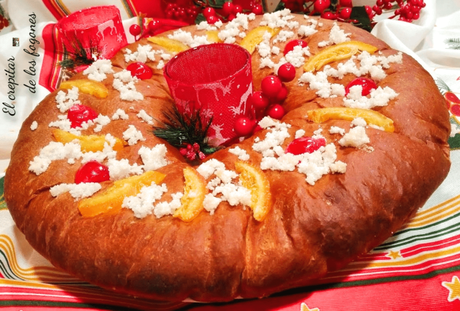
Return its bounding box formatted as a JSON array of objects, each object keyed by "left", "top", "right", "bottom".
[
  {"left": 187, "top": 271, "right": 460, "bottom": 310},
  {"left": 39, "top": 23, "right": 63, "bottom": 92},
  {"left": 40, "top": 0, "right": 68, "bottom": 20}
]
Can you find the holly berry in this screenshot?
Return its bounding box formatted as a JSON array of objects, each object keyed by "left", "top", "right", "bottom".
[
  {"left": 275, "top": 85, "right": 288, "bottom": 102},
  {"left": 339, "top": 7, "right": 352, "bottom": 19},
  {"left": 203, "top": 7, "right": 216, "bottom": 19},
  {"left": 261, "top": 75, "right": 283, "bottom": 98},
  {"left": 233, "top": 4, "right": 243, "bottom": 14},
  {"left": 75, "top": 160, "right": 110, "bottom": 184},
  {"left": 252, "top": 4, "right": 264, "bottom": 15},
  {"left": 284, "top": 39, "right": 308, "bottom": 55},
  {"left": 207, "top": 15, "right": 220, "bottom": 24},
  {"left": 251, "top": 91, "right": 270, "bottom": 110},
  {"left": 127, "top": 62, "right": 153, "bottom": 80},
  {"left": 266, "top": 104, "right": 285, "bottom": 120},
  {"left": 314, "top": 0, "right": 331, "bottom": 14},
  {"left": 345, "top": 77, "right": 377, "bottom": 96},
  {"left": 67, "top": 104, "right": 98, "bottom": 128},
  {"left": 234, "top": 116, "right": 256, "bottom": 136},
  {"left": 286, "top": 137, "right": 326, "bottom": 155},
  {"left": 322, "top": 11, "right": 337, "bottom": 19},
  {"left": 340, "top": 0, "right": 353, "bottom": 7},
  {"left": 278, "top": 63, "right": 296, "bottom": 83},
  {"left": 129, "top": 24, "right": 141, "bottom": 38},
  {"left": 222, "top": 2, "right": 235, "bottom": 16}
]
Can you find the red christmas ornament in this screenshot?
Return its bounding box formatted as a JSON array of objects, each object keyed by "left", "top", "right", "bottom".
[{"left": 75, "top": 160, "right": 110, "bottom": 184}]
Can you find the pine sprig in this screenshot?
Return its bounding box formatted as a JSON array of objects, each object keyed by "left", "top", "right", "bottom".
[
  {"left": 59, "top": 38, "right": 99, "bottom": 69},
  {"left": 153, "top": 106, "right": 219, "bottom": 155}
]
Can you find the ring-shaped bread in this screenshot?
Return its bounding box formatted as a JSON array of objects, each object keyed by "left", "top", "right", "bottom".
[{"left": 4, "top": 12, "right": 451, "bottom": 302}]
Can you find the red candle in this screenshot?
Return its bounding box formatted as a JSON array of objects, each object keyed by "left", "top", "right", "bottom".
[
  {"left": 56, "top": 5, "right": 127, "bottom": 60},
  {"left": 164, "top": 43, "right": 254, "bottom": 146}
]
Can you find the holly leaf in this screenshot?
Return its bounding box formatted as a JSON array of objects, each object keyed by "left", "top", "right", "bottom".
[
  {"left": 195, "top": 13, "right": 206, "bottom": 24},
  {"left": 350, "top": 6, "right": 372, "bottom": 32}
]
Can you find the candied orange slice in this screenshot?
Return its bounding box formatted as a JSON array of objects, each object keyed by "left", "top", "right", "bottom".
[
  {"left": 206, "top": 30, "right": 222, "bottom": 43},
  {"left": 304, "top": 41, "right": 378, "bottom": 72},
  {"left": 173, "top": 166, "right": 207, "bottom": 222},
  {"left": 235, "top": 161, "right": 272, "bottom": 221},
  {"left": 60, "top": 79, "right": 109, "bottom": 99},
  {"left": 147, "top": 36, "right": 189, "bottom": 53},
  {"left": 306, "top": 107, "right": 394, "bottom": 132},
  {"left": 52, "top": 129, "right": 124, "bottom": 153},
  {"left": 78, "top": 171, "right": 166, "bottom": 217},
  {"left": 239, "top": 26, "right": 280, "bottom": 54}
]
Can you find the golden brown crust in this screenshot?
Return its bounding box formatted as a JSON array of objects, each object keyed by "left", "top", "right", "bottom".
[{"left": 4, "top": 14, "right": 451, "bottom": 302}]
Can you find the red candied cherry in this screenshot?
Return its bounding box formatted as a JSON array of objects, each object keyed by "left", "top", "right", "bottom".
[
  {"left": 345, "top": 77, "right": 377, "bottom": 96},
  {"left": 278, "top": 63, "right": 296, "bottom": 82},
  {"left": 67, "top": 104, "right": 98, "bottom": 128},
  {"left": 261, "top": 75, "right": 283, "bottom": 98},
  {"left": 284, "top": 39, "right": 308, "bottom": 55},
  {"left": 223, "top": 2, "right": 235, "bottom": 16},
  {"left": 75, "top": 160, "right": 110, "bottom": 184},
  {"left": 339, "top": 7, "right": 352, "bottom": 19},
  {"left": 314, "top": 0, "right": 331, "bottom": 14},
  {"left": 286, "top": 137, "right": 326, "bottom": 155},
  {"left": 127, "top": 62, "right": 153, "bottom": 80},
  {"left": 275, "top": 85, "right": 288, "bottom": 102},
  {"left": 250, "top": 91, "right": 270, "bottom": 110},
  {"left": 266, "top": 104, "right": 285, "bottom": 120},
  {"left": 234, "top": 116, "right": 256, "bottom": 136},
  {"left": 203, "top": 7, "right": 216, "bottom": 18}
]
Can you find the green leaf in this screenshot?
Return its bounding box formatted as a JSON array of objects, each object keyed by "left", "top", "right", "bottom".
[
  {"left": 350, "top": 6, "right": 372, "bottom": 32},
  {"left": 195, "top": 13, "right": 206, "bottom": 25}
]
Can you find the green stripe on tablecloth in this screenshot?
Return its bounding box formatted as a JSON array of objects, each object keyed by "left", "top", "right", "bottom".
[
  {"left": 0, "top": 176, "right": 6, "bottom": 211},
  {"left": 374, "top": 212, "right": 460, "bottom": 250}
]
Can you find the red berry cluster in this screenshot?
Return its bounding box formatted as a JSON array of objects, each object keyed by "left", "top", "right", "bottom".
[
  {"left": 371, "top": 0, "right": 426, "bottom": 22},
  {"left": 202, "top": 1, "right": 264, "bottom": 24},
  {"left": 281, "top": 0, "right": 426, "bottom": 25},
  {"left": 179, "top": 142, "right": 206, "bottom": 161},
  {"left": 164, "top": 2, "right": 201, "bottom": 24}
]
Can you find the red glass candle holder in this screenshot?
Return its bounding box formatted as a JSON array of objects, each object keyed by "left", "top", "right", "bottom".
[
  {"left": 56, "top": 5, "right": 127, "bottom": 60},
  {"left": 164, "top": 43, "right": 254, "bottom": 146}
]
